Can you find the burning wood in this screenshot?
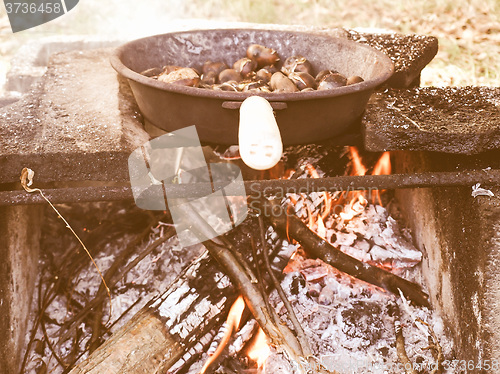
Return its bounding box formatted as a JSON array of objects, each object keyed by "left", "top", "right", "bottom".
[
  {"left": 32, "top": 192, "right": 447, "bottom": 374},
  {"left": 66, "top": 212, "right": 311, "bottom": 374},
  {"left": 68, "top": 247, "right": 243, "bottom": 374},
  {"left": 256, "top": 196, "right": 429, "bottom": 307}
]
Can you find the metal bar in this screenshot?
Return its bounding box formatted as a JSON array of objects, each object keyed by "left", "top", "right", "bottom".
[
  {"left": 0, "top": 186, "right": 134, "bottom": 206},
  {"left": 1, "top": 169, "right": 499, "bottom": 206}
]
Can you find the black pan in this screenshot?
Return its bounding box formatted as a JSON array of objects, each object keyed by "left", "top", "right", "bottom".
[{"left": 111, "top": 29, "right": 394, "bottom": 145}]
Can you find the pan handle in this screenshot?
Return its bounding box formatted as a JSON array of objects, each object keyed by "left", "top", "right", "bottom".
[{"left": 222, "top": 101, "right": 287, "bottom": 110}]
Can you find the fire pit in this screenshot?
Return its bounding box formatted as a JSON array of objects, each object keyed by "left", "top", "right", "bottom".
[{"left": 1, "top": 24, "right": 500, "bottom": 374}]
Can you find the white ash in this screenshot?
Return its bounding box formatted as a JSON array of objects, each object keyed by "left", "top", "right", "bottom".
[
  {"left": 194, "top": 318, "right": 260, "bottom": 370},
  {"left": 169, "top": 329, "right": 218, "bottom": 374},
  {"left": 262, "top": 253, "right": 453, "bottom": 374},
  {"left": 287, "top": 184, "right": 423, "bottom": 275},
  {"left": 252, "top": 198, "right": 452, "bottom": 374},
  {"left": 328, "top": 204, "right": 422, "bottom": 277}
]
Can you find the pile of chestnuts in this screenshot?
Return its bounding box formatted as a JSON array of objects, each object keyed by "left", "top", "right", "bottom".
[{"left": 141, "top": 44, "right": 364, "bottom": 93}]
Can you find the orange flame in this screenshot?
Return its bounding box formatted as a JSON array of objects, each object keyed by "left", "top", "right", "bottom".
[
  {"left": 340, "top": 147, "right": 368, "bottom": 221},
  {"left": 339, "top": 148, "right": 392, "bottom": 220},
  {"left": 316, "top": 215, "right": 327, "bottom": 239},
  {"left": 306, "top": 205, "right": 315, "bottom": 229},
  {"left": 349, "top": 147, "right": 367, "bottom": 176},
  {"left": 246, "top": 328, "right": 271, "bottom": 368},
  {"left": 372, "top": 152, "right": 391, "bottom": 176},
  {"left": 370, "top": 151, "right": 391, "bottom": 205},
  {"left": 200, "top": 296, "right": 246, "bottom": 374}
]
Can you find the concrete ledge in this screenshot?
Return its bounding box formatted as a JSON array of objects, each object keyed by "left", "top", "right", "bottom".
[
  {"left": 346, "top": 31, "right": 438, "bottom": 88},
  {"left": 363, "top": 87, "right": 500, "bottom": 154},
  {"left": 0, "top": 93, "right": 22, "bottom": 109},
  {"left": 0, "top": 205, "right": 42, "bottom": 374},
  {"left": 395, "top": 150, "right": 500, "bottom": 365},
  {"left": 0, "top": 48, "right": 150, "bottom": 185}
]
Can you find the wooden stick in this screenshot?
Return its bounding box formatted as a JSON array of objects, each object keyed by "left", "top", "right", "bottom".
[{"left": 175, "top": 202, "right": 309, "bottom": 369}]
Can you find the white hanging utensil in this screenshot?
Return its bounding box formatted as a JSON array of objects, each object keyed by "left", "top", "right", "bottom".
[{"left": 238, "top": 96, "right": 283, "bottom": 170}]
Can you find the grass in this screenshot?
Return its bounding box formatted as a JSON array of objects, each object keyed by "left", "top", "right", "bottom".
[
  {"left": 0, "top": 0, "right": 499, "bottom": 89},
  {"left": 186, "top": 0, "right": 500, "bottom": 86}
]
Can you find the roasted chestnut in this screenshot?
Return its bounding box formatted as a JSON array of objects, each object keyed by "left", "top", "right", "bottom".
[
  {"left": 200, "top": 70, "right": 218, "bottom": 86},
  {"left": 282, "top": 55, "right": 313, "bottom": 76},
  {"left": 162, "top": 65, "right": 183, "bottom": 74},
  {"left": 255, "top": 68, "right": 272, "bottom": 83},
  {"left": 270, "top": 72, "right": 299, "bottom": 93},
  {"left": 241, "top": 80, "right": 264, "bottom": 92},
  {"left": 246, "top": 44, "right": 280, "bottom": 68},
  {"left": 202, "top": 61, "right": 228, "bottom": 76},
  {"left": 315, "top": 69, "right": 338, "bottom": 82},
  {"left": 257, "top": 85, "right": 272, "bottom": 93},
  {"left": 150, "top": 43, "right": 364, "bottom": 94},
  {"left": 233, "top": 58, "right": 257, "bottom": 77},
  {"left": 288, "top": 72, "right": 317, "bottom": 90},
  {"left": 219, "top": 69, "right": 243, "bottom": 84},
  {"left": 317, "top": 73, "right": 347, "bottom": 90},
  {"left": 346, "top": 75, "right": 364, "bottom": 85},
  {"left": 158, "top": 67, "right": 200, "bottom": 87}
]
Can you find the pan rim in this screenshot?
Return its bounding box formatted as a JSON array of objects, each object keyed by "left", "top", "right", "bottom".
[{"left": 110, "top": 28, "right": 394, "bottom": 102}]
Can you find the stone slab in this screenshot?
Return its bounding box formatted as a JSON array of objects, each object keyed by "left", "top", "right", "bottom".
[
  {"left": 363, "top": 87, "right": 500, "bottom": 154},
  {"left": 0, "top": 48, "right": 150, "bottom": 184},
  {"left": 346, "top": 31, "right": 438, "bottom": 88},
  {"left": 0, "top": 94, "right": 21, "bottom": 109}
]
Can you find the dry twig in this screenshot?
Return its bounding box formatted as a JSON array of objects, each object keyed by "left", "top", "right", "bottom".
[
  {"left": 395, "top": 319, "right": 418, "bottom": 374},
  {"left": 20, "top": 168, "right": 112, "bottom": 318},
  {"left": 417, "top": 319, "right": 445, "bottom": 374}
]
